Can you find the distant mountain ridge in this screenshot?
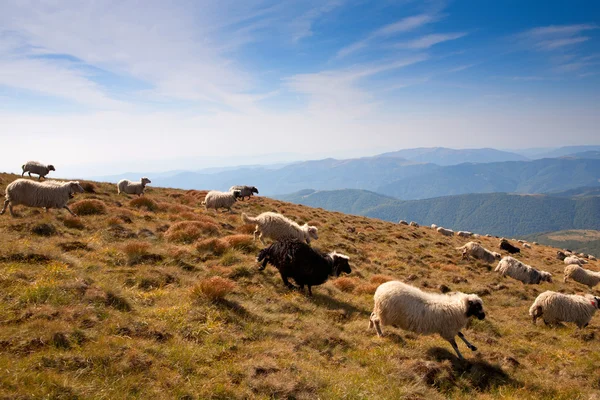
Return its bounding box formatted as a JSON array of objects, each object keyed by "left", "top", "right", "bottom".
[
  {"left": 374, "top": 147, "right": 529, "bottom": 165},
  {"left": 276, "top": 189, "right": 600, "bottom": 237}
]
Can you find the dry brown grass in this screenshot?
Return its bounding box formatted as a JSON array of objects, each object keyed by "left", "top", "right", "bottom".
[
  {"left": 71, "top": 199, "right": 107, "bottom": 215},
  {"left": 130, "top": 196, "right": 159, "bottom": 211},
  {"left": 191, "top": 276, "right": 236, "bottom": 301},
  {"left": 1, "top": 171, "right": 600, "bottom": 399},
  {"left": 164, "top": 220, "right": 221, "bottom": 243}
]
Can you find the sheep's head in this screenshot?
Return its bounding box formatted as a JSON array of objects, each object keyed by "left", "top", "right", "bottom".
[
  {"left": 329, "top": 252, "right": 351, "bottom": 277},
  {"left": 141, "top": 177, "right": 151, "bottom": 185},
  {"left": 232, "top": 190, "right": 242, "bottom": 200},
  {"left": 69, "top": 181, "right": 85, "bottom": 194},
  {"left": 251, "top": 187, "right": 259, "bottom": 194},
  {"left": 465, "top": 296, "right": 485, "bottom": 320},
  {"left": 540, "top": 271, "right": 552, "bottom": 283},
  {"left": 47, "top": 165, "right": 56, "bottom": 171},
  {"left": 306, "top": 225, "right": 318, "bottom": 240},
  {"left": 493, "top": 252, "right": 502, "bottom": 260}
]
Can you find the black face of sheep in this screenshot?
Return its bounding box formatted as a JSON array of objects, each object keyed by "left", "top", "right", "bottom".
[
  {"left": 331, "top": 253, "right": 351, "bottom": 276},
  {"left": 232, "top": 190, "right": 242, "bottom": 200},
  {"left": 256, "top": 248, "right": 270, "bottom": 271},
  {"left": 251, "top": 187, "right": 259, "bottom": 194},
  {"left": 48, "top": 165, "right": 56, "bottom": 171},
  {"left": 466, "top": 300, "right": 486, "bottom": 320}
]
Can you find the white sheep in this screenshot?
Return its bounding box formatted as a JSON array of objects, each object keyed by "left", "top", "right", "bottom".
[
  {"left": 431, "top": 224, "right": 438, "bottom": 229},
  {"left": 21, "top": 161, "right": 55, "bottom": 180},
  {"left": 241, "top": 212, "right": 318, "bottom": 244},
  {"left": 495, "top": 256, "right": 552, "bottom": 284},
  {"left": 529, "top": 291, "right": 600, "bottom": 328},
  {"left": 398, "top": 220, "right": 408, "bottom": 225},
  {"left": 409, "top": 221, "right": 419, "bottom": 227},
  {"left": 456, "top": 241, "right": 501, "bottom": 264},
  {"left": 457, "top": 231, "right": 472, "bottom": 238},
  {"left": 369, "top": 281, "right": 486, "bottom": 359},
  {"left": 117, "top": 177, "right": 151, "bottom": 196},
  {"left": 523, "top": 243, "right": 532, "bottom": 249},
  {"left": 564, "top": 256, "right": 587, "bottom": 266},
  {"left": 1, "top": 178, "right": 84, "bottom": 217},
  {"left": 437, "top": 227, "right": 454, "bottom": 236},
  {"left": 564, "top": 265, "right": 600, "bottom": 288},
  {"left": 202, "top": 190, "right": 241, "bottom": 212},
  {"left": 590, "top": 255, "right": 597, "bottom": 261}
]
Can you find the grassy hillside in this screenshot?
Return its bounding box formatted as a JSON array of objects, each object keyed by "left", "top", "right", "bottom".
[
  {"left": 1, "top": 173, "right": 600, "bottom": 399},
  {"left": 279, "top": 189, "right": 600, "bottom": 237},
  {"left": 523, "top": 230, "right": 600, "bottom": 257}
]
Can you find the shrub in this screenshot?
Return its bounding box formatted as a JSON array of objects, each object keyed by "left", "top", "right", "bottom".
[
  {"left": 71, "top": 199, "right": 107, "bottom": 216},
  {"left": 333, "top": 277, "right": 358, "bottom": 293},
  {"left": 31, "top": 223, "right": 57, "bottom": 236},
  {"left": 191, "top": 277, "right": 236, "bottom": 301},
  {"left": 220, "top": 250, "right": 241, "bottom": 266},
  {"left": 370, "top": 274, "right": 394, "bottom": 285},
  {"left": 222, "top": 234, "right": 256, "bottom": 253},
  {"left": 164, "top": 221, "right": 220, "bottom": 243},
  {"left": 63, "top": 217, "right": 85, "bottom": 229},
  {"left": 196, "top": 238, "right": 230, "bottom": 256},
  {"left": 80, "top": 181, "right": 96, "bottom": 193},
  {"left": 123, "top": 241, "right": 151, "bottom": 265},
  {"left": 354, "top": 283, "right": 378, "bottom": 295},
  {"left": 130, "top": 197, "right": 159, "bottom": 212}
]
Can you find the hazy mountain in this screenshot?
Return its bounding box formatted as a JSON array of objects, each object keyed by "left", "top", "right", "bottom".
[
  {"left": 277, "top": 189, "right": 600, "bottom": 237},
  {"left": 528, "top": 145, "right": 600, "bottom": 159},
  {"left": 375, "top": 147, "right": 529, "bottom": 165},
  {"left": 524, "top": 230, "right": 600, "bottom": 257}
]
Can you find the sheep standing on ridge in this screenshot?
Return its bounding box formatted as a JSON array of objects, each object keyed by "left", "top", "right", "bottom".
[
  {"left": 21, "top": 161, "right": 55, "bottom": 180},
  {"left": 495, "top": 256, "right": 552, "bottom": 284},
  {"left": 409, "top": 221, "right": 419, "bottom": 227},
  {"left": 529, "top": 291, "right": 600, "bottom": 328},
  {"left": 456, "top": 242, "right": 501, "bottom": 264},
  {"left": 398, "top": 220, "right": 408, "bottom": 225},
  {"left": 117, "top": 177, "right": 151, "bottom": 196},
  {"left": 565, "top": 256, "right": 587, "bottom": 266},
  {"left": 256, "top": 238, "right": 351, "bottom": 295},
  {"left": 1, "top": 179, "right": 84, "bottom": 217},
  {"left": 369, "top": 281, "right": 485, "bottom": 359},
  {"left": 242, "top": 212, "right": 318, "bottom": 244},
  {"left": 229, "top": 185, "right": 258, "bottom": 200},
  {"left": 457, "top": 231, "right": 473, "bottom": 238},
  {"left": 202, "top": 190, "right": 241, "bottom": 212},
  {"left": 431, "top": 224, "right": 438, "bottom": 229},
  {"left": 437, "top": 227, "right": 454, "bottom": 236},
  {"left": 564, "top": 265, "right": 600, "bottom": 288}
]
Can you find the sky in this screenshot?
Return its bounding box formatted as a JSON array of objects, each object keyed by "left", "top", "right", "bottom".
[{"left": 0, "top": 0, "right": 599, "bottom": 176}]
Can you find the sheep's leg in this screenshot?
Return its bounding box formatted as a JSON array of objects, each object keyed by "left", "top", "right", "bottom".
[
  {"left": 0, "top": 200, "right": 9, "bottom": 215},
  {"left": 370, "top": 314, "right": 384, "bottom": 337},
  {"left": 28, "top": 172, "right": 32, "bottom": 178},
  {"left": 448, "top": 338, "right": 464, "bottom": 360},
  {"left": 281, "top": 274, "right": 297, "bottom": 290},
  {"left": 457, "top": 332, "right": 477, "bottom": 351},
  {"left": 563, "top": 275, "right": 568, "bottom": 283},
  {"left": 258, "top": 258, "right": 268, "bottom": 271},
  {"left": 531, "top": 306, "right": 542, "bottom": 324},
  {"left": 259, "top": 233, "right": 266, "bottom": 245},
  {"left": 63, "top": 205, "right": 77, "bottom": 217}
]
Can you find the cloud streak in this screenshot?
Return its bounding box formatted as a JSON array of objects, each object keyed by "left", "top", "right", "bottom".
[{"left": 394, "top": 32, "right": 467, "bottom": 49}]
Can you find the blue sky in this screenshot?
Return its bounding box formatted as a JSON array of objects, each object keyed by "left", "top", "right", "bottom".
[{"left": 0, "top": 0, "right": 599, "bottom": 175}]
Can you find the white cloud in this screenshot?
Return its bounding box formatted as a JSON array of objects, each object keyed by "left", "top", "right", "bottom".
[
  {"left": 394, "top": 32, "right": 467, "bottom": 49},
  {"left": 336, "top": 13, "right": 437, "bottom": 58},
  {"left": 538, "top": 36, "right": 589, "bottom": 50},
  {"left": 527, "top": 24, "right": 597, "bottom": 37}
]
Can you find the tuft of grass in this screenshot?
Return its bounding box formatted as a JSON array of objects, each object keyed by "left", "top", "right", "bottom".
[
  {"left": 63, "top": 217, "right": 85, "bottom": 229},
  {"left": 332, "top": 277, "right": 359, "bottom": 293},
  {"left": 123, "top": 241, "right": 151, "bottom": 265},
  {"left": 80, "top": 181, "right": 97, "bottom": 193},
  {"left": 196, "top": 238, "right": 230, "bottom": 256},
  {"left": 220, "top": 250, "right": 242, "bottom": 266},
  {"left": 222, "top": 234, "right": 256, "bottom": 253},
  {"left": 71, "top": 199, "right": 107, "bottom": 216},
  {"left": 191, "top": 276, "right": 236, "bottom": 302},
  {"left": 370, "top": 274, "right": 394, "bottom": 285},
  {"left": 130, "top": 197, "right": 159, "bottom": 212},
  {"left": 164, "top": 221, "right": 220, "bottom": 243},
  {"left": 31, "top": 223, "right": 57, "bottom": 236},
  {"left": 105, "top": 290, "right": 132, "bottom": 312}
]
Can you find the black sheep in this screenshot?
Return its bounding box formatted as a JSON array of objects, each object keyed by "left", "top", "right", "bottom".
[
  {"left": 500, "top": 239, "right": 520, "bottom": 254},
  {"left": 256, "top": 238, "right": 351, "bottom": 295}
]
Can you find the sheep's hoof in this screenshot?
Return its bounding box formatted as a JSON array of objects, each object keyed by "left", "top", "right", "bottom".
[{"left": 469, "top": 345, "right": 477, "bottom": 352}]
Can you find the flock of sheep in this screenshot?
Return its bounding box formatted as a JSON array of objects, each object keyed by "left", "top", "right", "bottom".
[{"left": 1, "top": 161, "right": 600, "bottom": 361}]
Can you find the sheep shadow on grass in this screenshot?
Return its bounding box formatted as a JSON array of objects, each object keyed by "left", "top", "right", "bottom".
[
  {"left": 307, "top": 292, "right": 371, "bottom": 318},
  {"left": 425, "top": 347, "right": 519, "bottom": 392}
]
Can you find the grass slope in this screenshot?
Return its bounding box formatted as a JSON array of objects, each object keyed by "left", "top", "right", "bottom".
[{"left": 1, "top": 173, "right": 600, "bottom": 399}]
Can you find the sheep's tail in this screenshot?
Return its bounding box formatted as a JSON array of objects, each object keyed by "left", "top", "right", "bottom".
[
  {"left": 241, "top": 213, "right": 257, "bottom": 224},
  {"left": 21, "top": 164, "right": 25, "bottom": 172}
]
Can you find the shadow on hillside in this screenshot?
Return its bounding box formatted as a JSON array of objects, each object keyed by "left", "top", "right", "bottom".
[
  {"left": 426, "top": 347, "right": 519, "bottom": 391},
  {"left": 218, "top": 299, "right": 262, "bottom": 322},
  {"left": 308, "top": 292, "right": 370, "bottom": 317}
]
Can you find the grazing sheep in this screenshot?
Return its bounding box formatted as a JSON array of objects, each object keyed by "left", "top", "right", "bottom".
[
  {"left": 409, "top": 221, "right": 419, "bottom": 227},
  {"left": 492, "top": 251, "right": 502, "bottom": 259},
  {"left": 398, "top": 220, "right": 408, "bottom": 225},
  {"left": 565, "top": 256, "right": 587, "bottom": 266},
  {"left": 485, "top": 234, "right": 491, "bottom": 237},
  {"left": 456, "top": 242, "right": 501, "bottom": 264},
  {"left": 532, "top": 242, "right": 539, "bottom": 245},
  {"left": 369, "top": 281, "right": 485, "bottom": 359},
  {"left": 437, "top": 227, "right": 454, "bottom": 236},
  {"left": 431, "top": 224, "right": 438, "bottom": 229},
  {"left": 473, "top": 233, "right": 480, "bottom": 238},
  {"left": 495, "top": 256, "right": 552, "bottom": 284},
  {"left": 457, "top": 231, "right": 472, "bottom": 238},
  {"left": 21, "top": 161, "right": 55, "bottom": 180},
  {"left": 523, "top": 243, "right": 532, "bottom": 249},
  {"left": 202, "top": 190, "right": 241, "bottom": 212},
  {"left": 557, "top": 251, "right": 567, "bottom": 261},
  {"left": 256, "top": 238, "right": 351, "bottom": 295},
  {"left": 241, "top": 212, "right": 318, "bottom": 244},
  {"left": 229, "top": 185, "right": 258, "bottom": 200},
  {"left": 529, "top": 291, "right": 600, "bottom": 328},
  {"left": 117, "top": 177, "right": 151, "bottom": 196},
  {"left": 518, "top": 239, "right": 525, "bottom": 244},
  {"left": 499, "top": 239, "right": 520, "bottom": 254},
  {"left": 590, "top": 255, "right": 597, "bottom": 261},
  {"left": 579, "top": 253, "right": 588, "bottom": 259},
  {"left": 1, "top": 179, "right": 84, "bottom": 217},
  {"left": 564, "top": 265, "right": 600, "bottom": 288}
]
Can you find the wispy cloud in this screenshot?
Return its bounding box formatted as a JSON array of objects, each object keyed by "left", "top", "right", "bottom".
[
  {"left": 527, "top": 24, "right": 597, "bottom": 37},
  {"left": 537, "top": 36, "right": 589, "bottom": 50},
  {"left": 520, "top": 23, "right": 597, "bottom": 52},
  {"left": 291, "top": 1, "right": 343, "bottom": 42},
  {"left": 394, "top": 32, "right": 467, "bottom": 49},
  {"left": 336, "top": 13, "right": 437, "bottom": 58}
]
